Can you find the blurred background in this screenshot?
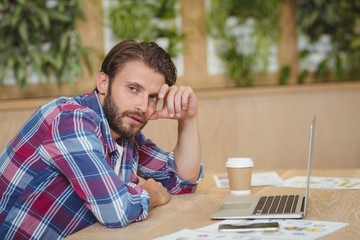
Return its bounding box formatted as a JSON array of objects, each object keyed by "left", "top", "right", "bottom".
[{"left": 1, "top": 0, "right": 359, "bottom": 171}]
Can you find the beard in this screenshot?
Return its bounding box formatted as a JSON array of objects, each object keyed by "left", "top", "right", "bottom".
[{"left": 103, "top": 93, "right": 147, "bottom": 139}]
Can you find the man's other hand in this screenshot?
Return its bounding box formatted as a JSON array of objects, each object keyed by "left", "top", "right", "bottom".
[{"left": 142, "top": 178, "right": 171, "bottom": 209}]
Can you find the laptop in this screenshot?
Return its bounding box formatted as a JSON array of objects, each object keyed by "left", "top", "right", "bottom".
[{"left": 211, "top": 116, "right": 316, "bottom": 219}]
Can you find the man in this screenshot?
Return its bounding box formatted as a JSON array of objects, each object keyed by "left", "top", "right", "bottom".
[{"left": 0, "top": 40, "right": 203, "bottom": 239}]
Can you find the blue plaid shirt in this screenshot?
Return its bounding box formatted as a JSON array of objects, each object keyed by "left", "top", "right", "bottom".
[{"left": 0, "top": 91, "right": 203, "bottom": 240}]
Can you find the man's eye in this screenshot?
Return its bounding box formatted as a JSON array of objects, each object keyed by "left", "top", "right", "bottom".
[
  {"left": 149, "top": 96, "right": 158, "bottom": 102},
  {"left": 129, "top": 86, "right": 137, "bottom": 93}
]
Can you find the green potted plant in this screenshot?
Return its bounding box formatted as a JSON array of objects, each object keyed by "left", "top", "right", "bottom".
[
  {"left": 207, "top": 0, "right": 281, "bottom": 87},
  {"left": 0, "top": 0, "right": 92, "bottom": 88},
  {"left": 296, "top": 0, "right": 360, "bottom": 83},
  {"left": 106, "top": 0, "right": 185, "bottom": 58}
]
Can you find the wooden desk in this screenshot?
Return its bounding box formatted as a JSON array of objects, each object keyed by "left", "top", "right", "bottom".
[{"left": 65, "top": 169, "right": 360, "bottom": 240}]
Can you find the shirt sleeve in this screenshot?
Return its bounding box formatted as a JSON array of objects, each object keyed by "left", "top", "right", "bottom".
[
  {"left": 39, "top": 108, "right": 150, "bottom": 227},
  {"left": 136, "top": 133, "right": 204, "bottom": 194}
]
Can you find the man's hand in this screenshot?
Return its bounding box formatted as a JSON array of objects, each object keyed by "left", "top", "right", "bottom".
[
  {"left": 142, "top": 178, "right": 170, "bottom": 209},
  {"left": 149, "top": 84, "right": 201, "bottom": 183},
  {"left": 149, "top": 84, "right": 197, "bottom": 121}
]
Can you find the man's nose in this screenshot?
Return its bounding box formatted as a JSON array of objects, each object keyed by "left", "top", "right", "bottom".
[{"left": 135, "top": 94, "right": 148, "bottom": 113}]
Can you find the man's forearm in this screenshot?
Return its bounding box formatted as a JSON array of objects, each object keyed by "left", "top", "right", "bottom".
[{"left": 173, "top": 117, "right": 201, "bottom": 182}]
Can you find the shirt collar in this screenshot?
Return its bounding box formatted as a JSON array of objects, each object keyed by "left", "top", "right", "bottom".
[{"left": 74, "top": 91, "right": 118, "bottom": 154}]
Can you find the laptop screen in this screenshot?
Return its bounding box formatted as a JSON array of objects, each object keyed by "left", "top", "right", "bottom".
[{"left": 304, "top": 115, "right": 316, "bottom": 215}]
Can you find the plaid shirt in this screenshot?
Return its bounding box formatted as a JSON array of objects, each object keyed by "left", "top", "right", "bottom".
[{"left": 0, "top": 92, "right": 203, "bottom": 240}]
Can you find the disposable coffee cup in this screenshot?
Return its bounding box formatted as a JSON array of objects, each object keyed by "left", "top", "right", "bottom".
[{"left": 226, "top": 158, "right": 254, "bottom": 195}]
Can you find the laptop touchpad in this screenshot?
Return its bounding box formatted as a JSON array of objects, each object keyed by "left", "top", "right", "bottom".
[{"left": 221, "top": 202, "right": 252, "bottom": 210}]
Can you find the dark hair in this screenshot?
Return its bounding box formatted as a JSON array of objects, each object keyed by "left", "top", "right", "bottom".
[{"left": 100, "top": 40, "right": 177, "bottom": 87}]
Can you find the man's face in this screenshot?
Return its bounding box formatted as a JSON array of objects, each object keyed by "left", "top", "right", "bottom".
[{"left": 103, "top": 61, "right": 165, "bottom": 139}]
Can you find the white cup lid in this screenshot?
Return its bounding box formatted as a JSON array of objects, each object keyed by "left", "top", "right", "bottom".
[{"left": 226, "top": 157, "right": 254, "bottom": 168}]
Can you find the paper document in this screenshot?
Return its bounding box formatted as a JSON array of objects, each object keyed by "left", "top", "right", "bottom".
[
  {"left": 214, "top": 172, "right": 284, "bottom": 188},
  {"left": 155, "top": 219, "right": 348, "bottom": 240},
  {"left": 284, "top": 176, "right": 360, "bottom": 189}
]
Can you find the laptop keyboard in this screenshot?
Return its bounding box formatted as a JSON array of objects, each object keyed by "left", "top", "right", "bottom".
[{"left": 252, "top": 195, "right": 299, "bottom": 215}]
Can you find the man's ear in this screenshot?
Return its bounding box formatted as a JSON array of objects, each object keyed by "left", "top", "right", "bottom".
[{"left": 96, "top": 72, "right": 109, "bottom": 95}]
